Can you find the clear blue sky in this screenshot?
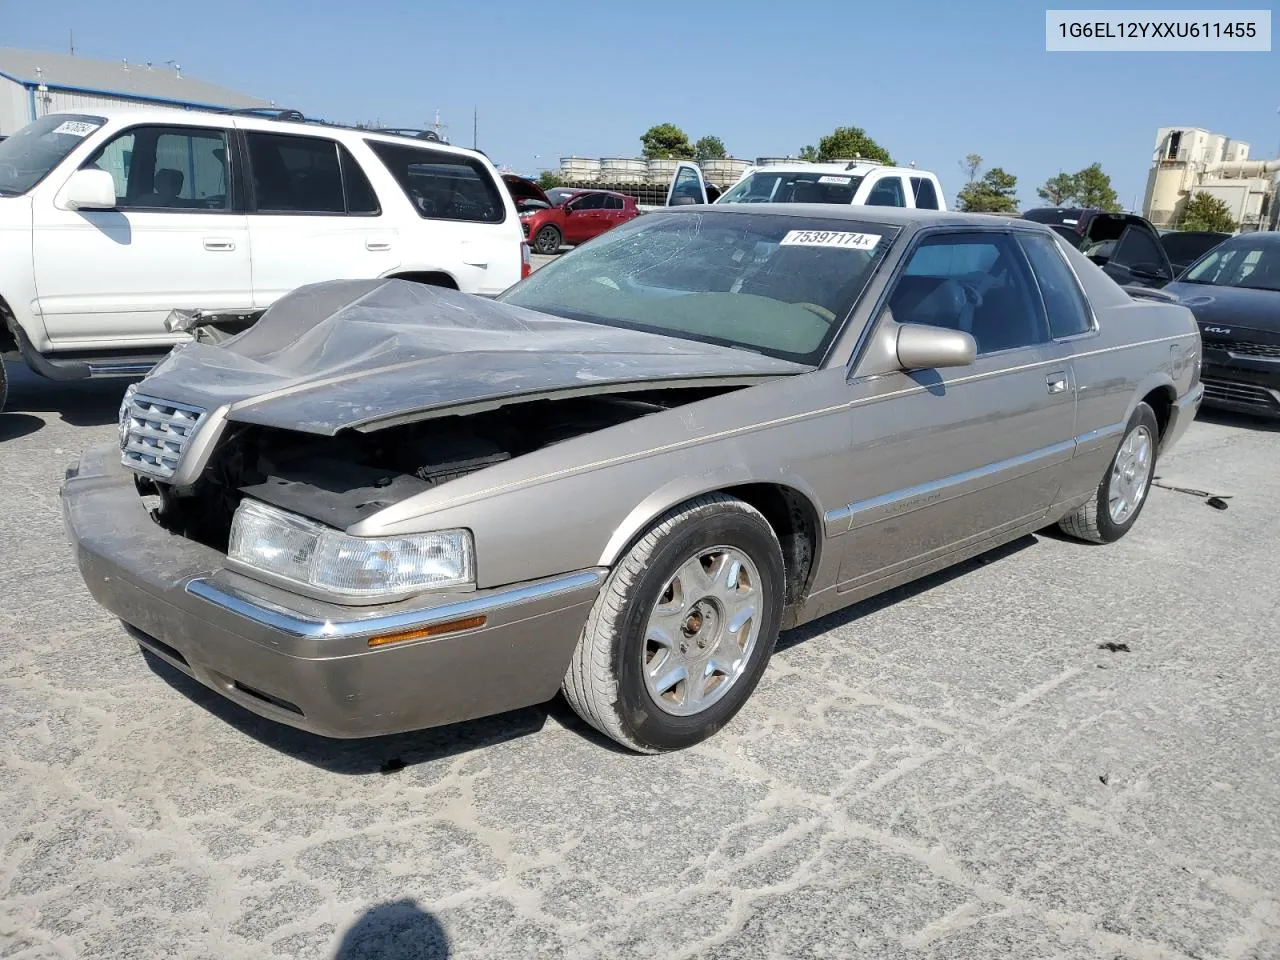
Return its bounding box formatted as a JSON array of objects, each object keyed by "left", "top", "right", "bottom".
[{"left": 5, "top": 0, "right": 1277, "bottom": 209}]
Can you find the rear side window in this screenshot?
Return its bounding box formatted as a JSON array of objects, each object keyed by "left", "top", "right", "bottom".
[
  {"left": 1018, "top": 233, "right": 1093, "bottom": 339},
  {"left": 910, "top": 176, "right": 940, "bottom": 210},
  {"left": 865, "top": 176, "right": 906, "bottom": 207},
  {"left": 339, "top": 144, "right": 379, "bottom": 214},
  {"left": 246, "top": 133, "right": 345, "bottom": 213},
  {"left": 606, "top": 195, "right": 625, "bottom": 210},
  {"left": 366, "top": 140, "right": 504, "bottom": 223}
]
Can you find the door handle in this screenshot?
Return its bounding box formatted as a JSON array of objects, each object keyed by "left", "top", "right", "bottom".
[
  {"left": 203, "top": 238, "right": 235, "bottom": 251},
  {"left": 365, "top": 240, "right": 392, "bottom": 252},
  {"left": 1046, "top": 372, "right": 1068, "bottom": 394}
]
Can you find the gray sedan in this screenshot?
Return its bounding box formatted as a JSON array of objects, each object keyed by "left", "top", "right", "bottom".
[{"left": 62, "top": 206, "right": 1204, "bottom": 753}]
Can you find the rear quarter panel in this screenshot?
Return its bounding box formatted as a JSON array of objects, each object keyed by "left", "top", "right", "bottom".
[{"left": 1058, "top": 242, "right": 1199, "bottom": 502}]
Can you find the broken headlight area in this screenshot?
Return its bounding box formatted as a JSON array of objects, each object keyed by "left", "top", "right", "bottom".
[{"left": 137, "top": 388, "right": 735, "bottom": 556}]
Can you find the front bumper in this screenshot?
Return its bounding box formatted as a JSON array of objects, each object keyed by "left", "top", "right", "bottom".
[
  {"left": 62, "top": 443, "right": 605, "bottom": 738},
  {"left": 1200, "top": 344, "right": 1280, "bottom": 418}
]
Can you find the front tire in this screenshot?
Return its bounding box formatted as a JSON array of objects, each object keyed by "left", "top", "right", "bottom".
[
  {"left": 0, "top": 359, "right": 7, "bottom": 415},
  {"left": 1059, "top": 402, "right": 1159, "bottom": 544},
  {"left": 562, "top": 494, "right": 785, "bottom": 753},
  {"left": 533, "top": 225, "right": 562, "bottom": 255}
]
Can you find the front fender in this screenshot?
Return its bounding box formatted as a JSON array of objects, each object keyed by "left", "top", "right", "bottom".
[{"left": 596, "top": 464, "right": 828, "bottom": 567}]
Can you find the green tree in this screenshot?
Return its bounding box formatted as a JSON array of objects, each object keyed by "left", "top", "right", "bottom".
[
  {"left": 959, "top": 153, "right": 983, "bottom": 184},
  {"left": 694, "top": 135, "right": 727, "bottom": 162},
  {"left": 1037, "top": 172, "right": 1079, "bottom": 206},
  {"left": 1179, "top": 192, "right": 1237, "bottom": 232},
  {"left": 797, "top": 144, "right": 819, "bottom": 161},
  {"left": 816, "top": 126, "right": 893, "bottom": 164},
  {"left": 956, "top": 166, "right": 1019, "bottom": 214},
  {"left": 1072, "top": 163, "right": 1121, "bottom": 211},
  {"left": 640, "top": 123, "right": 694, "bottom": 159},
  {"left": 537, "top": 171, "right": 566, "bottom": 189}
]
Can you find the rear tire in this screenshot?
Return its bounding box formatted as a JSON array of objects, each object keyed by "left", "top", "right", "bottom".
[
  {"left": 562, "top": 494, "right": 785, "bottom": 753},
  {"left": 1059, "top": 402, "right": 1159, "bottom": 544},
  {"left": 0, "top": 359, "right": 7, "bottom": 415},
  {"left": 533, "top": 225, "right": 562, "bottom": 255}
]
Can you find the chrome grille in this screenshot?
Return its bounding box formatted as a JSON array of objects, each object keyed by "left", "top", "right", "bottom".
[
  {"left": 1202, "top": 338, "right": 1280, "bottom": 359},
  {"left": 120, "top": 393, "right": 207, "bottom": 480}
]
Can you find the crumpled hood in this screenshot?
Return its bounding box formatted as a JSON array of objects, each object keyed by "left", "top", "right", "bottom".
[
  {"left": 140, "top": 278, "right": 808, "bottom": 435},
  {"left": 1163, "top": 282, "right": 1280, "bottom": 335}
]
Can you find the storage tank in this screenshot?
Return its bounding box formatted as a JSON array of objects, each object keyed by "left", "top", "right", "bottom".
[
  {"left": 1146, "top": 166, "right": 1187, "bottom": 228},
  {"left": 559, "top": 156, "right": 602, "bottom": 182},
  {"left": 701, "top": 158, "right": 750, "bottom": 184},
  {"left": 754, "top": 156, "right": 808, "bottom": 166},
  {"left": 646, "top": 157, "right": 678, "bottom": 184},
  {"left": 600, "top": 157, "right": 648, "bottom": 184}
]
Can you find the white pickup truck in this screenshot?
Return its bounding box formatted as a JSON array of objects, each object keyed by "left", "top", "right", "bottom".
[
  {"left": 663, "top": 159, "right": 947, "bottom": 211},
  {"left": 0, "top": 108, "right": 530, "bottom": 412}
]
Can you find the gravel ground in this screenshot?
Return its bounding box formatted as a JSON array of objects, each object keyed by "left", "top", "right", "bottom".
[{"left": 1, "top": 359, "right": 1278, "bottom": 960}]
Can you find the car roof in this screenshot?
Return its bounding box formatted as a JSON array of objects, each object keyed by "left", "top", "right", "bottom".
[
  {"left": 44, "top": 107, "right": 490, "bottom": 162},
  {"left": 1218, "top": 230, "right": 1280, "bottom": 245},
  {"left": 749, "top": 162, "right": 931, "bottom": 177},
  {"left": 671, "top": 203, "right": 1036, "bottom": 231}
]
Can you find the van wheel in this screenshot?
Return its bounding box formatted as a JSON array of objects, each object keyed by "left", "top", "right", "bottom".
[
  {"left": 533, "top": 225, "right": 562, "bottom": 255},
  {"left": 0, "top": 359, "right": 8, "bottom": 415},
  {"left": 562, "top": 494, "right": 785, "bottom": 753}
]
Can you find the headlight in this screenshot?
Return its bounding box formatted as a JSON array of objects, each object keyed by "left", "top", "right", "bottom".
[
  {"left": 228, "top": 499, "right": 474, "bottom": 601},
  {"left": 118, "top": 382, "right": 139, "bottom": 451}
]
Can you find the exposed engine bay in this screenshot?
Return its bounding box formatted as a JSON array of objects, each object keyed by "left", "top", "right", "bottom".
[{"left": 142, "top": 386, "right": 738, "bottom": 550}]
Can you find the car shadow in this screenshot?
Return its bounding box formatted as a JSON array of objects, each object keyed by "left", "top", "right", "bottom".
[
  {"left": 0, "top": 413, "right": 44, "bottom": 441},
  {"left": 333, "top": 899, "right": 450, "bottom": 959},
  {"left": 2, "top": 362, "right": 138, "bottom": 428},
  {"left": 775, "top": 534, "right": 1038, "bottom": 652},
  {"left": 141, "top": 649, "right": 552, "bottom": 775},
  {"left": 1195, "top": 406, "right": 1280, "bottom": 433}
]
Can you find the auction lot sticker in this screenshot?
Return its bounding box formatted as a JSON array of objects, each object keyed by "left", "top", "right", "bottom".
[
  {"left": 1047, "top": 9, "right": 1271, "bottom": 51},
  {"left": 780, "top": 230, "right": 880, "bottom": 250}
]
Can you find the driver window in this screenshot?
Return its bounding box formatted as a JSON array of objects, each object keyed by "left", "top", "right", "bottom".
[
  {"left": 1110, "top": 227, "right": 1170, "bottom": 279},
  {"left": 888, "top": 232, "right": 1049, "bottom": 354}
]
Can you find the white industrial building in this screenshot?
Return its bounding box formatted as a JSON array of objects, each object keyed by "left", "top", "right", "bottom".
[
  {"left": 1143, "top": 126, "right": 1280, "bottom": 232},
  {"left": 0, "top": 47, "right": 268, "bottom": 137}
]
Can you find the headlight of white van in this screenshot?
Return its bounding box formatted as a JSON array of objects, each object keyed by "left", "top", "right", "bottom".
[{"left": 228, "top": 499, "right": 474, "bottom": 601}]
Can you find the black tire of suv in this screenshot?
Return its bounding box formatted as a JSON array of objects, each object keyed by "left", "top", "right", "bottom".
[
  {"left": 0, "top": 359, "right": 8, "bottom": 416},
  {"left": 533, "top": 225, "right": 562, "bottom": 255}
]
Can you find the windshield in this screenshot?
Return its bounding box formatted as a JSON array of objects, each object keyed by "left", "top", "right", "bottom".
[
  {"left": 1182, "top": 239, "right": 1280, "bottom": 292},
  {"left": 0, "top": 114, "right": 105, "bottom": 196},
  {"left": 718, "top": 170, "right": 865, "bottom": 205},
  {"left": 499, "top": 210, "right": 898, "bottom": 364}
]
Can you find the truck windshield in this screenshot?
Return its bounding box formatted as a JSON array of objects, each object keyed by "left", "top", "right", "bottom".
[
  {"left": 0, "top": 114, "right": 105, "bottom": 196},
  {"left": 718, "top": 170, "right": 864, "bottom": 205}
]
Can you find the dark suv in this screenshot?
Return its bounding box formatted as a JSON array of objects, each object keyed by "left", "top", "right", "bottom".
[{"left": 1021, "top": 208, "right": 1175, "bottom": 289}]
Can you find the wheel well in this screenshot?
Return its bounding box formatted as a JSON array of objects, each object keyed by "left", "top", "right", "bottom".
[
  {"left": 1141, "top": 386, "right": 1175, "bottom": 439},
  {"left": 387, "top": 271, "right": 459, "bottom": 290},
  {"left": 0, "top": 295, "right": 17, "bottom": 354},
  {"left": 724, "top": 483, "right": 819, "bottom": 607}
]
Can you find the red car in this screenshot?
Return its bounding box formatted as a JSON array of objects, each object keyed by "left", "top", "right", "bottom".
[{"left": 521, "top": 190, "right": 641, "bottom": 254}]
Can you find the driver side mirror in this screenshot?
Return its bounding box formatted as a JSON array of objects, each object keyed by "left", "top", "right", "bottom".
[
  {"left": 896, "top": 323, "right": 976, "bottom": 370},
  {"left": 58, "top": 168, "right": 117, "bottom": 211}
]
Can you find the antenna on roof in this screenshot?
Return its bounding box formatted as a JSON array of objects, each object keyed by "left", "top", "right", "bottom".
[
  {"left": 69, "top": 29, "right": 75, "bottom": 56},
  {"left": 164, "top": 59, "right": 182, "bottom": 78}
]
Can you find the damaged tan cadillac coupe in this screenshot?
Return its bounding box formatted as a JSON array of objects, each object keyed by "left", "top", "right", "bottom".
[{"left": 63, "top": 206, "right": 1203, "bottom": 752}]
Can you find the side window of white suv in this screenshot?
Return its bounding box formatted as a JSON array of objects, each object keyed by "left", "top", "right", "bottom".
[
  {"left": 245, "top": 132, "right": 381, "bottom": 216},
  {"left": 86, "top": 125, "right": 231, "bottom": 211}
]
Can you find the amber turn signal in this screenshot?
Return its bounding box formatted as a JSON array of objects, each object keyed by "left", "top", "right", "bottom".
[{"left": 367, "top": 615, "right": 487, "bottom": 647}]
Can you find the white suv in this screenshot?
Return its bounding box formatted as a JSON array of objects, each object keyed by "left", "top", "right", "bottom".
[{"left": 0, "top": 107, "right": 530, "bottom": 411}]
